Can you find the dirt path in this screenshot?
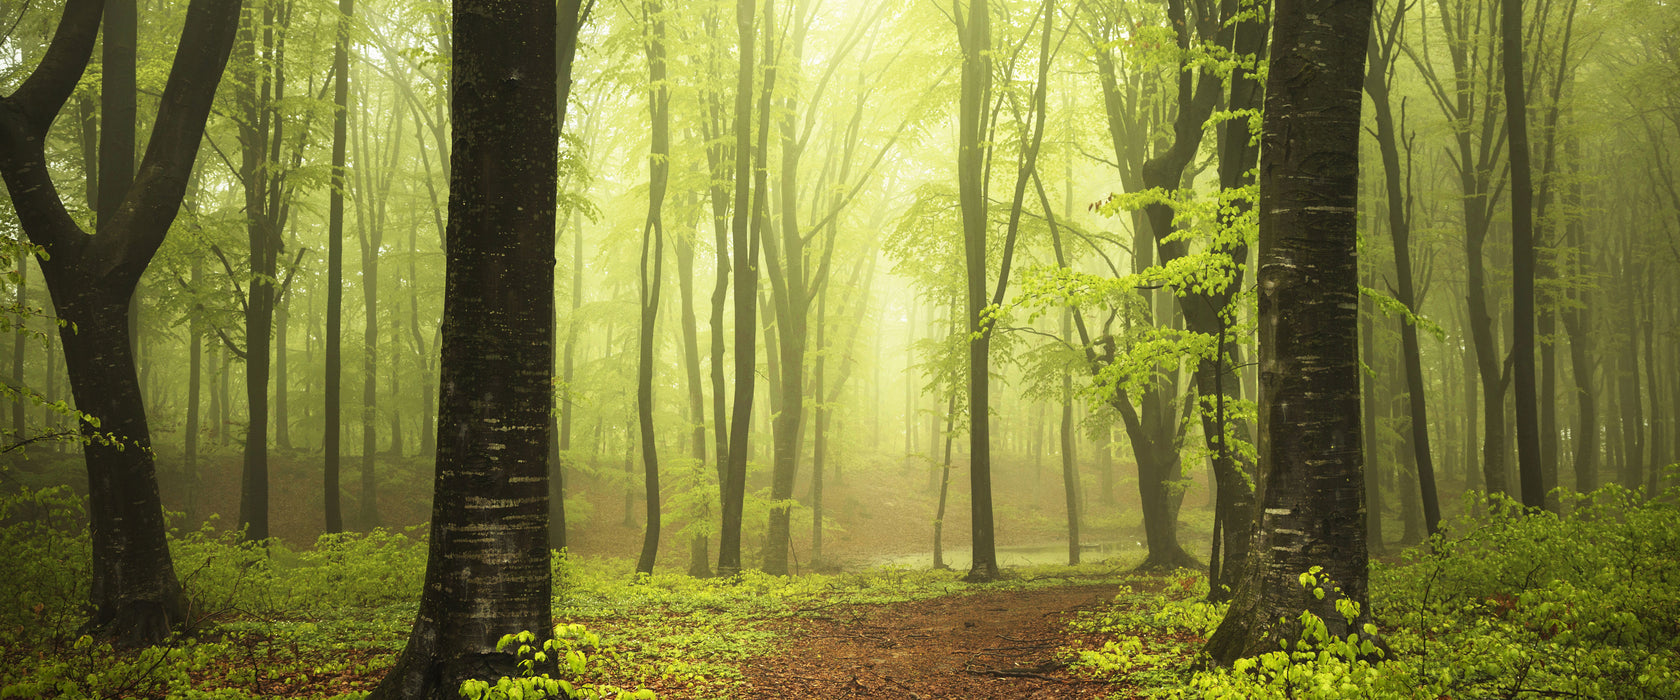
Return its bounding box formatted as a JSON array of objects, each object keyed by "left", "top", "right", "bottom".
[{"left": 735, "top": 584, "right": 1120, "bottom": 699}]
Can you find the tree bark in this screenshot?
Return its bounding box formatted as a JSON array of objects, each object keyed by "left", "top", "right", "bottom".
[
  {"left": 367, "top": 0, "right": 557, "bottom": 691},
  {"left": 1204, "top": 0, "right": 1376, "bottom": 662},
  {"left": 1503, "top": 0, "right": 1543, "bottom": 509},
  {"left": 635, "top": 0, "right": 669, "bottom": 576},
  {"left": 716, "top": 0, "right": 760, "bottom": 578},
  {"left": 0, "top": 0, "right": 241, "bottom": 645},
  {"left": 1366, "top": 5, "right": 1441, "bottom": 534},
  {"left": 324, "top": 0, "right": 352, "bottom": 535}
]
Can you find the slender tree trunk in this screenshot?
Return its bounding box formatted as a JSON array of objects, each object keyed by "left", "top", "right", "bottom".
[
  {"left": 1503, "top": 0, "right": 1542, "bottom": 508},
  {"left": 1360, "top": 267, "right": 1384, "bottom": 553},
  {"left": 324, "top": 0, "right": 353, "bottom": 534},
  {"left": 717, "top": 0, "right": 763, "bottom": 577},
  {"left": 932, "top": 394, "right": 956, "bottom": 570},
  {"left": 186, "top": 259, "right": 202, "bottom": 521},
  {"left": 235, "top": 4, "right": 280, "bottom": 542},
  {"left": 1060, "top": 309, "right": 1081, "bottom": 565},
  {"left": 635, "top": 0, "right": 669, "bottom": 575},
  {"left": 12, "top": 258, "right": 27, "bottom": 439},
  {"left": 676, "top": 221, "right": 711, "bottom": 577},
  {"left": 1366, "top": 14, "right": 1441, "bottom": 533},
  {"left": 811, "top": 289, "right": 828, "bottom": 565}
]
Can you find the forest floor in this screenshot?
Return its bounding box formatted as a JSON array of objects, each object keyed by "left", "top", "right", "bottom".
[{"left": 730, "top": 583, "right": 1129, "bottom": 700}]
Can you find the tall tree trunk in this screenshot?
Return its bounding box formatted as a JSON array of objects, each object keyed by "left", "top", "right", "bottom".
[
  {"left": 1366, "top": 7, "right": 1441, "bottom": 534},
  {"left": 1504, "top": 0, "right": 1542, "bottom": 509},
  {"left": 186, "top": 257, "right": 203, "bottom": 520},
  {"left": 558, "top": 210, "right": 583, "bottom": 547},
  {"left": 548, "top": 0, "right": 590, "bottom": 556},
  {"left": 635, "top": 0, "right": 670, "bottom": 576},
  {"left": 12, "top": 258, "right": 27, "bottom": 439},
  {"left": 676, "top": 219, "right": 711, "bottom": 577},
  {"left": 324, "top": 0, "right": 352, "bottom": 534},
  {"left": 1360, "top": 266, "right": 1384, "bottom": 553},
  {"left": 366, "top": 0, "right": 557, "bottom": 691},
  {"left": 811, "top": 288, "right": 828, "bottom": 565},
  {"left": 236, "top": 3, "right": 280, "bottom": 542},
  {"left": 932, "top": 394, "right": 956, "bottom": 570},
  {"left": 957, "top": 0, "right": 998, "bottom": 582},
  {"left": 718, "top": 0, "right": 764, "bottom": 578},
  {"left": 0, "top": 0, "right": 241, "bottom": 645},
  {"left": 1203, "top": 0, "right": 1376, "bottom": 662}
]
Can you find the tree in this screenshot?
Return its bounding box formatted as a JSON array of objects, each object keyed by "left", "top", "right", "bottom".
[
  {"left": 634, "top": 0, "right": 669, "bottom": 576},
  {"left": 324, "top": 0, "right": 351, "bottom": 534},
  {"left": 1504, "top": 0, "right": 1542, "bottom": 508},
  {"left": 1203, "top": 0, "right": 1377, "bottom": 663},
  {"left": 717, "top": 0, "right": 763, "bottom": 578},
  {"left": 953, "top": 0, "right": 1054, "bottom": 583},
  {"left": 1365, "top": 0, "right": 1441, "bottom": 536},
  {"left": 0, "top": 0, "right": 241, "bottom": 645},
  {"left": 366, "top": 0, "right": 557, "bottom": 694}
]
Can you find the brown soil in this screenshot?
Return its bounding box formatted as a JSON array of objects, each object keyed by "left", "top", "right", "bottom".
[{"left": 730, "top": 584, "right": 1122, "bottom": 700}]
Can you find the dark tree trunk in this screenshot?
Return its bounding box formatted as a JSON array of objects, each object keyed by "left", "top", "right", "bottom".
[
  {"left": 275, "top": 247, "right": 293, "bottom": 452},
  {"left": 0, "top": 0, "right": 240, "bottom": 645},
  {"left": 1060, "top": 309, "right": 1080, "bottom": 566},
  {"left": 1503, "top": 0, "right": 1542, "bottom": 509},
  {"left": 324, "top": 0, "right": 352, "bottom": 534},
  {"left": 811, "top": 290, "right": 828, "bottom": 565},
  {"left": 932, "top": 395, "right": 956, "bottom": 570},
  {"left": 675, "top": 222, "right": 711, "bottom": 577},
  {"left": 236, "top": 5, "right": 279, "bottom": 542},
  {"left": 1359, "top": 267, "right": 1384, "bottom": 553},
  {"left": 1203, "top": 0, "right": 1376, "bottom": 663},
  {"left": 1366, "top": 8, "right": 1441, "bottom": 535},
  {"left": 186, "top": 257, "right": 203, "bottom": 520},
  {"left": 635, "top": 0, "right": 669, "bottom": 576},
  {"left": 957, "top": 0, "right": 998, "bottom": 582},
  {"left": 549, "top": 0, "right": 588, "bottom": 555},
  {"left": 366, "top": 0, "right": 557, "bottom": 692},
  {"left": 557, "top": 210, "right": 583, "bottom": 549},
  {"left": 718, "top": 0, "right": 765, "bottom": 578}
]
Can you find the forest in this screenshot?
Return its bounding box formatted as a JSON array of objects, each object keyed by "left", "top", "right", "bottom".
[{"left": 1, "top": 0, "right": 1677, "bottom": 696}]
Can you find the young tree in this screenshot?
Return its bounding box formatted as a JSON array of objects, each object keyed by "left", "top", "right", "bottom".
[
  {"left": 0, "top": 0, "right": 241, "bottom": 645},
  {"left": 1203, "top": 0, "right": 1377, "bottom": 663},
  {"left": 366, "top": 0, "right": 557, "bottom": 694}
]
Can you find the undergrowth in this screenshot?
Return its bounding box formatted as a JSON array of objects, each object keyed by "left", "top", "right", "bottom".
[
  {"left": 8, "top": 474, "right": 1676, "bottom": 699},
  {"left": 1064, "top": 483, "right": 1680, "bottom": 698}
]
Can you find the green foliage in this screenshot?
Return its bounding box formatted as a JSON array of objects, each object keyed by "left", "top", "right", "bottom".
[
  {"left": 458, "top": 625, "right": 656, "bottom": 700},
  {"left": 1064, "top": 484, "right": 1680, "bottom": 699}
]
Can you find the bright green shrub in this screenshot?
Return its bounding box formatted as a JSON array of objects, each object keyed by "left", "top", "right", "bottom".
[{"left": 458, "top": 624, "right": 656, "bottom": 700}]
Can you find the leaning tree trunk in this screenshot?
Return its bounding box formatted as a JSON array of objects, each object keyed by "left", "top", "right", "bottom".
[
  {"left": 366, "top": 0, "right": 557, "bottom": 693},
  {"left": 1203, "top": 0, "right": 1377, "bottom": 664}
]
